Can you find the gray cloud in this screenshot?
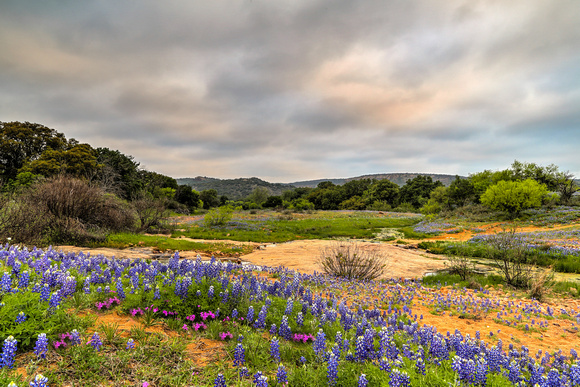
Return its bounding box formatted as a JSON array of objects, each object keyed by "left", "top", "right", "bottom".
[{"left": 1, "top": 0, "right": 579, "bottom": 182}]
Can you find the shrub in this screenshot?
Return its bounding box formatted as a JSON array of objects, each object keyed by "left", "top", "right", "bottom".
[
  {"left": 481, "top": 179, "right": 548, "bottom": 218},
  {"left": 204, "top": 206, "right": 234, "bottom": 228},
  {"left": 0, "top": 176, "right": 136, "bottom": 244},
  {"left": 317, "top": 242, "right": 388, "bottom": 281},
  {"left": 133, "top": 195, "right": 169, "bottom": 233},
  {"left": 485, "top": 230, "right": 537, "bottom": 288},
  {"left": 0, "top": 176, "right": 135, "bottom": 243},
  {"left": 445, "top": 255, "right": 475, "bottom": 281}
]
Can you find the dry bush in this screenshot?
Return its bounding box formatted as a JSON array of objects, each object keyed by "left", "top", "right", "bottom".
[
  {"left": 486, "top": 229, "right": 536, "bottom": 288},
  {"left": 0, "top": 175, "right": 136, "bottom": 244},
  {"left": 445, "top": 255, "right": 476, "bottom": 281},
  {"left": 133, "top": 196, "right": 170, "bottom": 233},
  {"left": 317, "top": 242, "right": 388, "bottom": 281},
  {"left": 528, "top": 267, "right": 554, "bottom": 302}
]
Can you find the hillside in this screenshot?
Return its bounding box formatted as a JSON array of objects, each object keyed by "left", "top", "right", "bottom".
[
  {"left": 290, "top": 172, "right": 462, "bottom": 188},
  {"left": 176, "top": 176, "right": 294, "bottom": 200}
]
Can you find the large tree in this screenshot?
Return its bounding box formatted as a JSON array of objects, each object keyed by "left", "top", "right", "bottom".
[
  {"left": 398, "top": 175, "right": 443, "bottom": 208},
  {"left": 0, "top": 121, "right": 73, "bottom": 181}
]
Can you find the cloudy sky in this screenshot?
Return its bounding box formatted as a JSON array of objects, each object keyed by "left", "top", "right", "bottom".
[{"left": 1, "top": 1, "right": 579, "bottom": 182}]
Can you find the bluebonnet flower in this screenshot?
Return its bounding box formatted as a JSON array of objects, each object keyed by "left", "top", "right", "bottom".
[
  {"left": 234, "top": 343, "right": 245, "bottom": 367},
  {"left": 389, "top": 369, "right": 410, "bottom": 387},
  {"left": 1, "top": 336, "right": 17, "bottom": 368},
  {"left": 253, "top": 372, "right": 268, "bottom": 387},
  {"left": 70, "top": 329, "right": 81, "bottom": 345},
  {"left": 270, "top": 337, "right": 281, "bottom": 362},
  {"left": 246, "top": 306, "right": 254, "bottom": 324},
  {"left": 569, "top": 362, "right": 580, "bottom": 385},
  {"left": 358, "top": 373, "right": 368, "bottom": 387},
  {"left": 327, "top": 353, "right": 339, "bottom": 386},
  {"left": 254, "top": 305, "right": 267, "bottom": 329},
  {"left": 126, "top": 339, "right": 135, "bottom": 350},
  {"left": 415, "top": 357, "right": 426, "bottom": 375},
  {"left": 89, "top": 332, "right": 103, "bottom": 351},
  {"left": 1, "top": 272, "right": 11, "bottom": 293},
  {"left": 214, "top": 373, "right": 227, "bottom": 387},
  {"left": 15, "top": 311, "right": 26, "bottom": 324},
  {"left": 313, "top": 329, "right": 326, "bottom": 359},
  {"left": 284, "top": 299, "right": 293, "bottom": 316},
  {"left": 116, "top": 278, "right": 126, "bottom": 300},
  {"left": 208, "top": 285, "right": 214, "bottom": 299},
  {"left": 279, "top": 315, "right": 291, "bottom": 340},
  {"left": 276, "top": 364, "right": 288, "bottom": 385},
  {"left": 40, "top": 284, "right": 51, "bottom": 301},
  {"left": 269, "top": 324, "right": 277, "bottom": 335},
  {"left": 300, "top": 356, "right": 306, "bottom": 364},
  {"left": 48, "top": 290, "right": 61, "bottom": 310},
  {"left": 29, "top": 374, "right": 49, "bottom": 387},
  {"left": 34, "top": 333, "right": 49, "bottom": 359},
  {"left": 18, "top": 270, "right": 29, "bottom": 289},
  {"left": 355, "top": 336, "right": 366, "bottom": 362},
  {"left": 239, "top": 367, "right": 250, "bottom": 378},
  {"left": 153, "top": 285, "right": 161, "bottom": 300},
  {"left": 294, "top": 311, "right": 304, "bottom": 326}
]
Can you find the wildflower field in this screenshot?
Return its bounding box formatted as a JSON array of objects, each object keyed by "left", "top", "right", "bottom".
[{"left": 1, "top": 239, "right": 580, "bottom": 386}]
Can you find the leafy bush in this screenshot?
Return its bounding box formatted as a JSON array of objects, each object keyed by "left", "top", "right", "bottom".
[
  {"left": 317, "top": 242, "right": 388, "bottom": 280},
  {"left": 204, "top": 206, "right": 234, "bottom": 228},
  {"left": 481, "top": 179, "right": 548, "bottom": 218}
]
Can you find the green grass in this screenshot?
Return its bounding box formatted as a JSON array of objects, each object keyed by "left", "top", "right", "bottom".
[
  {"left": 93, "top": 232, "right": 253, "bottom": 255},
  {"left": 172, "top": 211, "right": 424, "bottom": 243}
]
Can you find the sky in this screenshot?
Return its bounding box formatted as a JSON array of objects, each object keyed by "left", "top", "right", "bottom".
[{"left": 1, "top": 0, "right": 579, "bottom": 183}]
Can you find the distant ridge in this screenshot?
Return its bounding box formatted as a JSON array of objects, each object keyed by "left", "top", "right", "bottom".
[
  {"left": 176, "top": 176, "right": 294, "bottom": 200},
  {"left": 290, "top": 173, "right": 462, "bottom": 188},
  {"left": 176, "top": 173, "right": 463, "bottom": 199}
]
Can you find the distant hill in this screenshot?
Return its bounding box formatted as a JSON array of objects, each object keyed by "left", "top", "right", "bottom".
[
  {"left": 290, "top": 173, "right": 462, "bottom": 188},
  {"left": 176, "top": 177, "right": 295, "bottom": 200},
  {"left": 177, "top": 173, "right": 464, "bottom": 200}
]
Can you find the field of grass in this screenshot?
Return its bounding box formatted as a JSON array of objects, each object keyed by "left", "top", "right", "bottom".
[{"left": 170, "top": 210, "right": 426, "bottom": 243}]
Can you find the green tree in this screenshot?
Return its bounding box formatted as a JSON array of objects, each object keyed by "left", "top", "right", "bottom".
[
  {"left": 263, "top": 195, "right": 284, "bottom": 208},
  {"left": 398, "top": 175, "right": 443, "bottom": 209},
  {"left": 480, "top": 179, "right": 548, "bottom": 218},
  {"left": 200, "top": 189, "right": 220, "bottom": 209},
  {"left": 20, "top": 143, "right": 101, "bottom": 178},
  {"left": 363, "top": 179, "right": 399, "bottom": 206},
  {"left": 175, "top": 185, "right": 200, "bottom": 209},
  {"left": 0, "top": 121, "right": 72, "bottom": 181},
  {"left": 95, "top": 147, "right": 143, "bottom": 200},
  {"left": 447, "top": 176, "right": 475, "bottom": 207},
  {"left": 248, "top": 186, "right": 270, "bottom": 206}
]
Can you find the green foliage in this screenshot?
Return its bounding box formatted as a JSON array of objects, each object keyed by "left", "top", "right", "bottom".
[
  {"left": 95, "top": 147, "right": 143, "bottom": 200},
  {"left": 0, "top": 288, "right": 82, "bottom": 350},
  {"left": 204, "top": 206, "right": 234, "bottom": 228},
  {"left": 200, "top": 189, "right": 220, "bottom": 209},
  {"left": 175, "top": 185, "right": 200, "bottom": 209},
  {"left": 0, "top": 121, "right": 72, "bottom": 181},
  {"left": 363, "top": 178, "right": 399, "bottom": 206},
  {"left": 399, "top": 175, "right": 444, "bottom": 209},
  {"left": 20, "top": 143, "right": 102, "bottom": 179},
  {"left": 481, "top": 179, "right": 548, "bottom": 217}
]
